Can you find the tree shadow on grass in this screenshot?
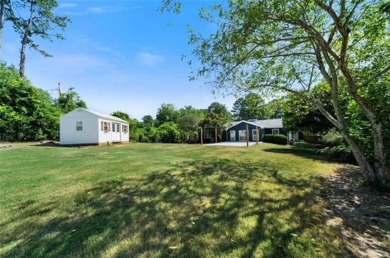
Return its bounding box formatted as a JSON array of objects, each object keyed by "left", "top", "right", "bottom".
[
  {"left": 322, "top": 165, "right": 390, "bottom": 257},
  {"left": 262, "top": 144, "right": 328, "bottom": 162},
  {"left": 1, "top": 159, "right": 347, "bottom": 257}
]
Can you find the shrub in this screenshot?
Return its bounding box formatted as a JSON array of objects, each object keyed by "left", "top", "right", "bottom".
[
  {"left": 317, "top": 129, "right": 355, "bottom": 162},
  {"left": 263, "top": 134, "right": 274, "bottom": 143},
  {"left": 273, "top": 134, "right": 288, "bottom": 145},
  {"left": 158, "top": 122, "right": 181, "bottom": 143}
]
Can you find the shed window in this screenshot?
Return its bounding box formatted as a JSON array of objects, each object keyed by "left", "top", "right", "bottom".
[
  {"left": 122, "top": 125, "right": 128, "bottom": 133},
  {"left": 272, "top": 129, "right": 280, "bottom": 135},
  {"left": 103, "top": 121, "right": 110, "bottom": 131},
  {"left": 76, "top": 121, "right": 83, "bottom": 131}
]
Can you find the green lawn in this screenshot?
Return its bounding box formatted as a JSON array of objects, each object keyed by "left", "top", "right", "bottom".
[{"left": 0, "top": 143, "right": 348, "bottom": 257}]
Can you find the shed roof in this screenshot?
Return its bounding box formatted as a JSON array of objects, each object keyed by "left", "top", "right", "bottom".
[{"left": 63, "top": 108, "right": 129, "bottom": 124}]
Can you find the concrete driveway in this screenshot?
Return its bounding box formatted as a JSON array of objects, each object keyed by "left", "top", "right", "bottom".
[{"left": 205, "top": 142, "right": 259, "bottom": 147}]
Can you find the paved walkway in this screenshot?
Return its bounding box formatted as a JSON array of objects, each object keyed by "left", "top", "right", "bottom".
[{"left": 205, "top": 142, "right": 259, "bottom": 147}]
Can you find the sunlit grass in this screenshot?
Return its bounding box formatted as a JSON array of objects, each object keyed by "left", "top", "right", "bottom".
[{"left": 0, "top": 143, "right": 347, "bottom": 257}]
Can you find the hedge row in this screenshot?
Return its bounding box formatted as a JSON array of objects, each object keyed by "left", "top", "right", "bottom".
[{"left": 263, "top": 134, "right": 288, "bottom": 145}]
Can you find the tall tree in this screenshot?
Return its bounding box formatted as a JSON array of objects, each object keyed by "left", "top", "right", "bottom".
[
  {"left": 231, "top": 93, "right": 267, "bottom": 120},
  {"left": 282, "top": 88, "right": 334, "bottom": 134},
  {"left": 10, "top": 0, "right": 69, "bottom": 77},
  {"left": 142, "top": 115, "right": 155, "bottom": 127},
  {"left": 156, "top": 103, "right": 178, "bottom": 126},
  {"left": 164, "top": 0, "right": 390, "bottom": 189},
  {"left": 55, "top": 87, "right": 86, "bottom": 114},
  {"left": 202, "top": 102, "right": 231, "bottom": 141},
  {"left": 0, "top": 0, "right": 12, "bottom": 60}
]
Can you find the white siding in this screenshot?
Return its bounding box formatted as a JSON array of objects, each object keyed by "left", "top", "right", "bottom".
[
  {"left": 60, "top": 109, "right": 99, "bottom": 145},
  {"left": 60, "top": 108, "right": 129, "bottom": 145}
]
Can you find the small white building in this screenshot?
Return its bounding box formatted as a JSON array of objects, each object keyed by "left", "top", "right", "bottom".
[{"left": 60, "top": 108, "right": 129, "bottom": 145}]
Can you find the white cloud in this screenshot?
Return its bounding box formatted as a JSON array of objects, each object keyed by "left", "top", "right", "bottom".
[
  {"left": 58, "top": 3, "right": 77, "bottom": 8},
  {"left": 86, "top": 6, "right": 123, "bottom": 14},
  {"left": 136, "top": 52, "right": 165, "bottom": 67}
]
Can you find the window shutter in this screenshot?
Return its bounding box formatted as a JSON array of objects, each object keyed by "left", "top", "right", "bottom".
[
  {"left": 101, "top": 121, "right": 103, "bottom": 131},
  {"left": 108, "top": 122, "right": 111, "bottom": 131}
]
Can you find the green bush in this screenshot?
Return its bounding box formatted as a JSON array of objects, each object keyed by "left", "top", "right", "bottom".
[
  {"left": 263, "top": 134, "right": 274, "bottom": 143},
  {"left": 317, "top": 129, "right": 355, "bottom": 162},
  {"left": 158, "top": 122, "right": 181, "bottom": 143},
  {"left": 273, "top": 134, "right": 288, "bottom": 145}
]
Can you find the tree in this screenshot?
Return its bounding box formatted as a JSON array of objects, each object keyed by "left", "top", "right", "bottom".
[
  {"left": 142, "top": 115, "right": 155, "bottom": 127},
  {"left": 10, "top": 0, "right": 69, "bottom": 77},
  {"left": 111, "top": 111, "right": 131, "bottom": 122},
  {"left": 231, "top": 93, "right": 267, "bottom": 120},
  {"left": 0, "top": 64, "right": 59, "bottom": 141},
  {"left": 202, "top": 102, "right": 231, "bottom": 141},
  {"left": 177, "top": 113, "right": 200, "bottom": 142},
  {"left": 176, "top": 105, "right": 205, "bottom": 142},
  {"left": 156, "top": 103, "right": 178, "bottom": 126},
  {"left": 164, "top": 0, "right": 390, "bottom": 189},
  {"left": 282, "top": 83, "right": 334, "bottom": 134},
  {"left": 0, "top": 0, "right": 11, "bottom": 60},
  {"left": 158, "top": 121, "right": 180, "bottom": 143},
  {"left": 55, "top": 87, "right": 87, "bottom": 114}
]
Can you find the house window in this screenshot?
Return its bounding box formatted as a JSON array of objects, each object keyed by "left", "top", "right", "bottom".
[
  {"left": 122, "top": 125, "right": 128, "bottom": 133},
  {"left": 76, "top": 121, "right": 83, "bottom": 131},
  {"left": 112, "top": 123, "right": 116, "bottom": 132},
  {"left": 272, "top": 129, "right": 279, "bottom": 135}
]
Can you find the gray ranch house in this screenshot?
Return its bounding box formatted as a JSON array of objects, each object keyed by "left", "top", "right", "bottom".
[
  {"left": 223, "top": 119, "right": 287, "bottom": 142},
  {"left": 202, "top": 118, "right": 302, "bottom": 143}
]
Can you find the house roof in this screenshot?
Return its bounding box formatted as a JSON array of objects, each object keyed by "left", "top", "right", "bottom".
[
  {"left": 64, "top": 108, "right": 129, "bottom": 124},
  {"left": 225, "top": 118, "right": 283, "bottom": 130}
]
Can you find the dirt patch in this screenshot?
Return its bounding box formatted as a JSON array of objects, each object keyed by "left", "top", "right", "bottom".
[{"left": 322, "top": 165, "right": 390, "bottom": 257}]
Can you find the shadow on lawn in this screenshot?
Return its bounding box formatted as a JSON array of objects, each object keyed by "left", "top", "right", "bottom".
[
  {"left": 1, "top": 159, "right": 346, "bottom": 257},
  {"left": 322, "top": 165, "right": 390, "bottom": 257},
  {"left": 262, "top": 144, "right": 327, "bottom": 162}
]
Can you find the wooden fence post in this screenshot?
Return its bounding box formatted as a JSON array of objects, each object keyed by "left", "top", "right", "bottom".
[
  {"left": 246, "top": 124, "right": 249, "bottom": 147},
  {"left": 200, "top": 127, "right": 203, "bottom": 146}
]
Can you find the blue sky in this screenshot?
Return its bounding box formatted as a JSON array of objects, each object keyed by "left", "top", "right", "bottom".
[{"left": 3, "top": 0, "right": 235, "bottom": 120}]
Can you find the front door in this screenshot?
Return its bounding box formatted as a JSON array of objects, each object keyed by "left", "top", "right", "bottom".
[
  {"left": 238, "top": 130, "right": 247, "bottom": 141},
  {"left": 230, "top": 130, "right": 236, "bottom": 141},
  {"left": 252, "top": 129, "right": 258, "bottom": 142},
  {"left": 112, "top": 123, "right": 121, "bottom": 142}
]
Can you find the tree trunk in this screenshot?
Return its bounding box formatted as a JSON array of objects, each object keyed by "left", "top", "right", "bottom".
[
  {"left": 339, "top": 58, "right": 389, "bottom": 189},
  {"left": 372, "top": 123, "right": 390, "bottom": 189},
  {"left": 19, "top": 36, "right": 27, "bottom": 77},
  {"left": 0, "top": 0, "right": 6, "bottom": 61}
]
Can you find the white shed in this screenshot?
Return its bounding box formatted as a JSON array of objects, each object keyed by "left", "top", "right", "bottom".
[{"left": 60, "top": 108, "right": 129, "bottom": 145}]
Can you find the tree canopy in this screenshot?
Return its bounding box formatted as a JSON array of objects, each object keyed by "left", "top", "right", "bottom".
[
  {"left": 231, "top": 93, "right": 267, "bottom": 120},
  {"left": 55, "top": 87, "right": 87, "bottom": 114},
  {"left": 0, "top": 0, "right": 69, "bottom": 76},
  {"left": 0, "top": 65, "right": 59, "bottom": 141},
  {"left": 163, "top": 0, "right": 390, "bottom": 189}
]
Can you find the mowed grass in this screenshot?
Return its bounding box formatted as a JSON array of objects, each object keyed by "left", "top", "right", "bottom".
[{"left": 0, "top": 143, "right": 347, "bottom": 257}]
